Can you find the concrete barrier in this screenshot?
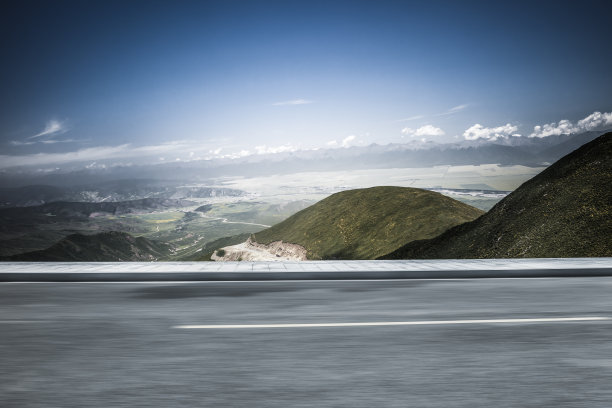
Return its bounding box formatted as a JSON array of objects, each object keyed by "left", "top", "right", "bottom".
[{"left": 1, "top": 259, "right": 611, "bottom": 281}]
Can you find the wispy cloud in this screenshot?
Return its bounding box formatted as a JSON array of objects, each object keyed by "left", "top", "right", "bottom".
[
  {"left": 9, "top": 140, "right": 36, "bottom": 146},
  {"left": 395, "top": 104, "right": 468, "bottom": 122},
  {"left": 0, "top": 145, "right": 132, "bottom": 168},
  {"left": 402, "top": 125, "right": 445, "bottom": 137},
  {"left": 530, "top": 111, "right": 612, "bottom": 138},
  {"left": 447, "top": 104, "right": 468, "bottom": 114},
  {"left": 433, "top": 104, "right": 469, "bottom": 117},
  {"left": 40, "top": 139, "right": 82, "bottom": 144},
  {"left": 394, "top": 115, "right": 425, "bottom": 122},
  {"left": 272, "top": 99, "right": 314, "bottom": 106},
  {"left": 0, "top": 141, "right": 195, "bottom": 169},
  {"left": 28, "top": 120, "right": 67, "bottom": 139},
  {"left": 11, "top": 138, "right": 83, "bottom": 146},
  {"left": 463, "top": 123, "right": 519, "bottom": 141},
  {"left": 1, "top": 139, "right": 308, "bottom": 168},
  {"left": 10, "top": 119, "right": 72, "bottom": 146}
]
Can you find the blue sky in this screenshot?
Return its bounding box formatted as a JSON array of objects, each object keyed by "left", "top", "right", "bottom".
[{"left": 1, "top": 0, "right": 611, "bottom": 167}]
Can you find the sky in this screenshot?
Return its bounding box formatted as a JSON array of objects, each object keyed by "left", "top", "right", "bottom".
[{"left": 1, "top": 0, "right": 611, "bottom": 168}]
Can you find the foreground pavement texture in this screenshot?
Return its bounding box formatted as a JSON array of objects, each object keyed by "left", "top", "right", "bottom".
[{"left": 2, "top": 277, "right": 612, "bottom": 407}]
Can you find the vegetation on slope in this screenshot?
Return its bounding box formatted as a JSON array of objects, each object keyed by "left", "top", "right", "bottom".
[
  {"left": 381, "top": 133, "right": 612, "bottom": 259},
  {"left": 253, "top": 186, "right": 483, "bottom": 259},
  {"left": 4, "top": 231, "right": 172, "bottom": 262}
]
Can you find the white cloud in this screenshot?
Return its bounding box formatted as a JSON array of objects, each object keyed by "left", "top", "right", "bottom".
[
  {"left": 530, "top": 120, "right": 574, "bottom": 138},
  {"left": 326, "top": 140, "right": 338, "bottom": 147},
  {"left": 463, "top": 123, "right": 519, "bottom": 141},
  {"left": 208, "top": 148, "right": 253, "bottom": 159},
  {"left": 341, "top": 135, "right": 356, "bottom": 147},
  {"left": 577, "top": 111, "right": 612, "bottom": 129},
  {"left": 530, "top": 111, "right": 612, "bottom": 138},
  {"left": 254, "top": 144, "right": 298, "bottom": 155},
  {"left": 402, "top": 125, "right": 445, "bottom": 137},
  {"left": 272, "top": 99, "right": 314, "bottom": 106},
  {"left": 28, "top": 120, "right": 66, "bottom": 139},
  {"left": 85, "top": 162, "right": 106, "bottom": 170}
]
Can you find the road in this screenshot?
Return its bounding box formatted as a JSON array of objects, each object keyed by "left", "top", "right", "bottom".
[{"left": 1, "top": 277, "right": 612, "bottom": 407}]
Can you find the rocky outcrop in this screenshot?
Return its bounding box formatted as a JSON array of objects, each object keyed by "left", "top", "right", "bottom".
[{"left": 211, "top": 237, "right": 307, "bottom": 261}]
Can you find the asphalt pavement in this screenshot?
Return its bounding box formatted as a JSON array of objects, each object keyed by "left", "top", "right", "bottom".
[{"left": 2, "top": 277, "right": 612, "bottom": 407}]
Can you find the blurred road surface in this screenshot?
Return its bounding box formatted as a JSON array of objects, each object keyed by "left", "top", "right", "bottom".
[{"left": 2, "top": 277, "right": 612, "bottom": 407}]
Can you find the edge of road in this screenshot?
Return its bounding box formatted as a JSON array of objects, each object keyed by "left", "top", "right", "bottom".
[{"left": 1, "top": 258, "right": 611, "bottom": 281}]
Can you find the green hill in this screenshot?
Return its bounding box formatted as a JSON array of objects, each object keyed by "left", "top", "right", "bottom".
[
  {"left": 252, "top": 186, "right": 483, "bottom": 259},
  {"left": 381, "top": 133, "right": 612, "bottom": 259},
  {"left": 4, "top": 231, "right": 173, "bottom": 262}
]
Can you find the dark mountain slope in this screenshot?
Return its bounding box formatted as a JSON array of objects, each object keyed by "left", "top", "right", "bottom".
[
  {"left": 0, "top": 185, "right": 67, "bottom": 208},
  {"left": 4, "top": 231, "right": 172, "bottom": 262},
  {"left": 0, "top": 198, "right": 196, "bottom": 224},
  {"left": 252, "top": 186, "right": 483, "bottom": 260},
  {"left": 0, "top": 181, "right": 243, "bottom": 208},
  {"left": 381, "top": 133, "right": 612, "bottom": 259}
]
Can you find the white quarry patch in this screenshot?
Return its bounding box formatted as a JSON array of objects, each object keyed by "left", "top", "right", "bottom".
[{"left": 211, "top": 237, "right": 307, "bottom": 262}]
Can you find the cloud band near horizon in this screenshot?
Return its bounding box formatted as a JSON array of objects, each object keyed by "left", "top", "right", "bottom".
[{"left": 2, "top": 110, "right": 611, "bottom": 169}]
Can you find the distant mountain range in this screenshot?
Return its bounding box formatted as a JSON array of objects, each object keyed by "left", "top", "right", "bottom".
[
  {"left": 0, "top": 198, "right": 197, "bottom": 223},
  {"left": 381, "top": 132, "right": 612, "bottom": 259},
  {"left": 0, "top": 179, "right": 244, "bottom": 208},
  {"left": 3, "top": 231, "right": 172, "bottom": 262},
  {"left": 0, "top": 130, "right": 607, "bottom": 187},
  {"left": 246, "top": 186, "right": 483, "bottom": 260}
]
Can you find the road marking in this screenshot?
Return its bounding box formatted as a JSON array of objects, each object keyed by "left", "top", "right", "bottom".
[{"left": 174, "top": 316, "right": 610, "bottom": 329}]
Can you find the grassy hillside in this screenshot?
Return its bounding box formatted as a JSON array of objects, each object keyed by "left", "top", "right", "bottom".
[
  {"left": 381, "top": 133, "right": 612, "bottom": 259},
  {"left": 253, "top": 186, "right": 483, "bottom": 259},
  {"left": 4, "top": 231, "right": 172, "bottom": 262}
]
